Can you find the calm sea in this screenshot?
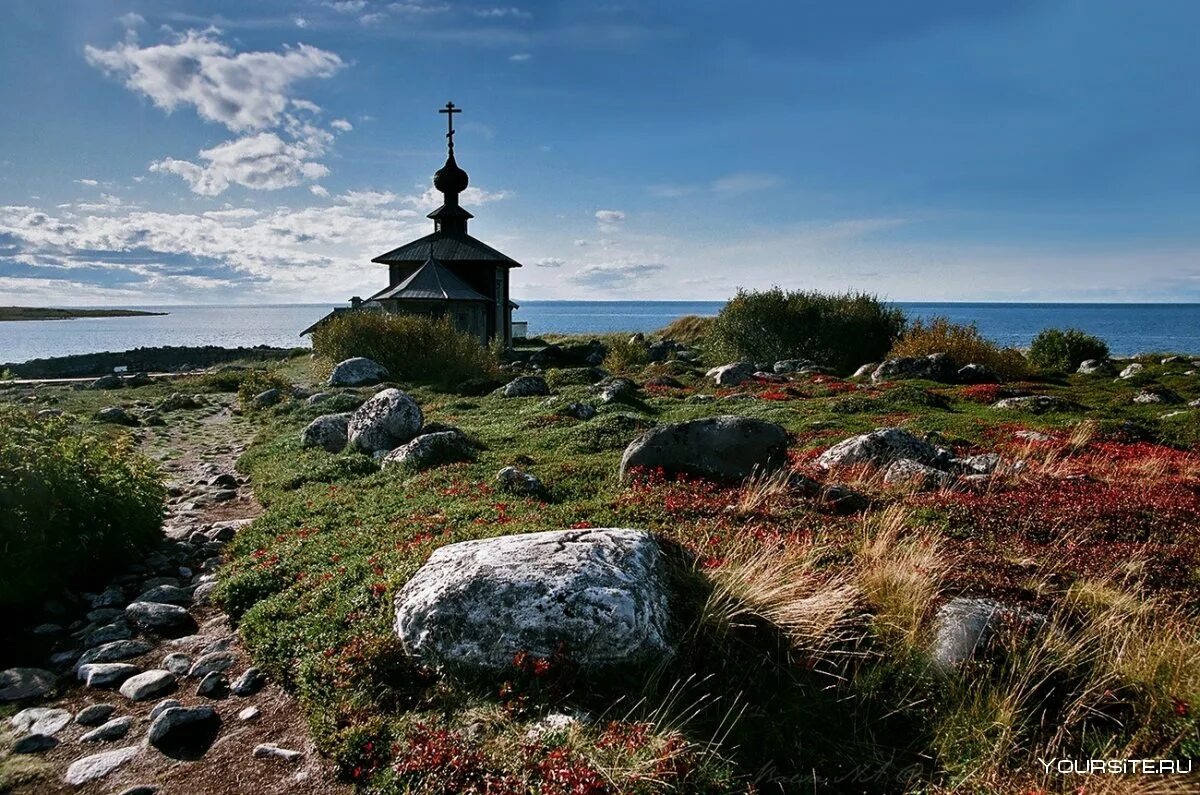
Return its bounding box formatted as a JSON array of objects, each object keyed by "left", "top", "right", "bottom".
[{"left": 1, "top": 301, "right": 1199, "bottom": 364}]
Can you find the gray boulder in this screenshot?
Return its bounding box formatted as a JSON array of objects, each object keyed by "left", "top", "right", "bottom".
[
  {"left": 956, "top": 363, "right": 1000, "bottom": 384},
  {"left": 89, "top": 374, "right": 123, "bottom": 390},
  {"left": 76, "top": 640, "right": 153, "bottom": 671},
  {"left": 817, "top": 427, "right": 944, "bottom": 470},
  {"left": 251, "top": 388, "right": 281, "bottom": 409},
  {"left": 64, "top": 745, "right": 141, "bottom": 786},
  {"left": 871, "top": 354, "right": 956, "bottom": 384},
  {"left": 96, "top": 406, "right": 138, "bottom": 426},
  {"left": 75, "top": 703, "right": 117, "bottom": 726},
  {"left": 231, "top": 667, "right": 265, "bottom": 697},
  {"left": 13, "top": 733, "right": 58, "bottom": 754},
  {"left": 135, "top": 584, "right": 192, "bottom": 605},
  {"left": 502, "top": 375, "right": 550, "bottom": 397},
  {"left": 328, "top": 357, "right": 389, "bottom": 387},
  {"left": 81, "top": 716, "right": 132, "bottom": 742},
  {"left": 1077, "top": 359, "right": 1114, "bottom": 375},
  {"left": 254, "top": 743, "right": 303, "bottom": 763},
  {"left": 773, "top": 359, "right": 818, "bottom": 375},
  {"left": 382, "top": 430, "right": 473, "bottom": 472},
  {"left": 851, "top": 362, "right": 878, "bottom": 379},
  {"left": 707, "top": 362, "right": 756, "bottom": 386},
  {"left": 883, "top": 459, "right": 953, "bottom": 490},
  {"left": 125, "top": 601, "right": 191, "bottom": 632},
  {"left": 931, "top": 597, "right": 1045, "bottom": 669},
  {"left": 12, "top": 707, "right": 72, "bottom": 736},
  {"left": 0, "top": 667, "right": 56, "bottom": 701},
  {"left": 394, "top": 528, "right": 674, "bottom": 676},
  {"left": 78, "top": 663, "right": 140, "bottom": 689},
  {"left": 347, "top": 388, "right": 423, "bottom": 454},
  {"left": 147, "top": 705, "right": 220, "bottom": 759},
  {"left": 119, "top": 670, "right": 175, "bottom": 702},
  {"left": 300, "top": 412, "right": 351, "bottom": 453},
  {"left": 618, "top": 416, "right": 788, "bottom": 482},
  {"left": 562, "top": 401, "right": 597, "bottom": 420},
  {"left": 593, "top": 377, "right": 637, "bottom": 404},
  {"left": 991, "top": 395, "right": 1076, "bottom": 414},
  {"left": 188, "top": 651, "right": 234, "bottom": 679},
  {"left": 495, "top": 466, "right": 545, "bottom": 497},
  {"left": 1119, "top": 363, "right": 1145, "bottom": 379}
]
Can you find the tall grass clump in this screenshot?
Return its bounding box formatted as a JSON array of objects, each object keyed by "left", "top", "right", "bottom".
[
  {"left": 707, "top": 288, "right": 906, "bottom": 373},
  {"left": 0, "top": 408, "right": 164, "bottom": 607},
  {"left": 657, "top": 314, "right": 715, "bottom": 346},
  {"left": 1028, "top": 327, "right": 1110, "bottom": 372},
  {"left": 890, "top": 316, "right": 1028, "bottom": 380},
  {"left": 312, "top": 311, "right": 497, "bottom": 388}
]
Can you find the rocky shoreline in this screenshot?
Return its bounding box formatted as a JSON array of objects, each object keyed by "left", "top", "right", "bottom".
[{"left": 3, "top": 346, "right": 303, "bottom": 380}]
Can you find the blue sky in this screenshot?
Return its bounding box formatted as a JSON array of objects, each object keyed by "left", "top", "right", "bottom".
[{"left": 1, "top": 0, "right": 1198, "bottom": 305}]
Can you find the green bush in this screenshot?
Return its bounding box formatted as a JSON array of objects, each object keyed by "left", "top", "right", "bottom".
[
  {"left": 0, "top": 408, "right": 164, "bottom": 607},
  {"left": 1028, "top": 328, "right": 1110, "bottom": 372},
  {"left": 603, "top": 337, "right": 651, "bottom": 373},
  {"left": 889, "top": 317, "right": 1028, "bottom": 380},
  {"left": 707, "top": 288, "right": 906, "bottom": 373},
  {"left": 236, "top": 369, "right": 292, "bottom": 409},
  {"left": 657, "top": 314, "right": 715, "bottom": 346},
  {"left": 312, "top": 312, "right": 497, "bottom": 388}
]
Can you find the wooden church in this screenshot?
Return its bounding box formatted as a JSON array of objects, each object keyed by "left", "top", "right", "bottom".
[{"left": 303, "top": 103, "right": 521, "bottom": 346}]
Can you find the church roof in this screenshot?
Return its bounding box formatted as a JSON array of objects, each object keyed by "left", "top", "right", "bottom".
[
  {"left": 369, "top": 258, "right": 490, "bottom": 302},
  {"left": 372, "top": 230, "right": 521, "bottom": 267}
]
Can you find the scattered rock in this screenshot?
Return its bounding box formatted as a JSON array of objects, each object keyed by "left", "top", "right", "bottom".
[
  {"left": 883, "top": 458, "right": 954, "bottom": 490},
  {"left": 84, "top": 621, "right": 133, "bottom": 647},
  {"left": 816, "top": 427, "right": 944, "bottom": 470},
  {"left": 1077, "top": 359, "right": 1114, "bottom": 375},
  {"left": 502, "top": 375, "right": 551, "bottom": 397},
  {"left": 773, "top": 358, "right": 817, "bottom": 374},
  {"left": 75, "top": 703, "right": 117, "bottom": 726},
  {"left": 81, "top": 716, "right": 133, "bottom": 743},
  {"left": 13, "top": 733, "right": 59, "bottom": 754},
  {"left": 347, "top": 388, "right": 424, "bottom": 454},
  {"left": 496, "top": 466, "right": 545, "bottom": 497},
  {"left": 253, "top": 743, "right": 303, "bottom": 763},
  {"left": 851, "top": 362, "right": 878, "bottom": 379},
  {"left": 251, "top": 388, "right": 281, "bottom": 409},
  {"left": 871, "top": 354, "right": 956, "bottom": 384},
  {"left": 1014, "top": 430, "right": 1053, "bottom": 442},
  {"left": 991, "top": 395, "right": 1076, "bottom": 414},
  {"left": 76, "top": 639, "right": 153, "bottom": 670},
  {"left": 118, "top": 787, "right": 158, "bottom": 795},
  {"left": 238, "top": 706, "right": 261, "bottom": 722},
  {"left": 188, "top": 651, "right": 235, "bottom": 679},
  {"left": 1119, "top": 363, "right": 1145, "bottom": 379},
  {"left": 136, "top": 585, "right": 192, "bottom": 606},
  {"left": 394, "top": 528, "right": 675, "bottom": 676},
  {"left": 12, "top": 707, "right": 72, "bottom": 736},
  {"left": 96, "top": 406, "right": 139, "bottom": 426},
  {"left": 952, "top": 453, "right": 1005, "bottom": 476},
  {"left": 163, "top": 653, "right": 192, "bottom": 677},
  {"left": 328, "top": 357, "right": 389, "bottom": 387},
  {"left": 931, "top": 597, "right": 1045, "bottom": 669},
  {"left": 89, "top": 374, "right": 124, "bottom": 390},
  {"left": 382, "top": 429, "right": 474, "bottom": 472},
  {"left": 79, "top": 663, "right": 140, "bottom": 689},
  {"left": 64, "top": 745, "right": 141, "bottom": 785},
  {"left": 1133, "top": 388, "right": 1180, "bottom": 405},
  {"left": 126, "top": 601, "right": 192, "bottom": 633},
  {"left": 956, "top": 363, "right": 1000, "bottom": 384},
  {"left": 119, "top": 670, "right": 175, "bottom": 702},
  {"left": 707, "top": 362, "right": 756, "bottom": 386},
  {"left": 231, "top": 667, "right": 265, "bottom": 697},
  {"left": 300, "top": 412, "right": 351, "bottom": 453},
  {"left": 196, "top": 671, "right": 228, "bottom": 698},
  {"left": 561, "top": 401, "right": 597, "bottom": 420},
  {"left": 0, "top": 667, "right": 57, "bottom": 701},
  {"left": 593, "top": 377, "right": 637, "bottom": 403},
  {"left": 148, "top": 699, "right": 181, "bottom": 722},
  {"left": 147, "top": 705, "right": 221, "bottom": 759},
  {"left": 619, "top": 416, "right": 788, "bottom": 481}
]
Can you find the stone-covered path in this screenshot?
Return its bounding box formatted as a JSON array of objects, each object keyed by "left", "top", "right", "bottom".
[{"left": 1, "top": 396, "right": 347, "bottom": 794}]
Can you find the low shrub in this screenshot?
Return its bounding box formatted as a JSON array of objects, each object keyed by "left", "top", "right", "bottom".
[
  {"left": 1028, "top": 328, "right": 1110, "bottom": 372},
  {"left": 312, "top": 312, "right": 498, "bottom": 388},
  {"left": 889, "top": 317, "right": 1027, "bottom": 380},
  {"left": 236, "top": 369, "right": 292, "bottom": 409},
  {"left": 602, "top": 337, "right": 651, "bottom": 373},
  {"left": 0, "top": 408, "right": 164, "bottom": 607},
  {"left": 707, "top": 288, "right": 906, "bottom": 374},
  {"left": 657, "top": 315, "right": 715, "bottom": 346}
]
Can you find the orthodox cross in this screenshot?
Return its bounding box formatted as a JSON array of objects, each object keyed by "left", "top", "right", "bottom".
[{"left": 439, "top": 101, "right": 461, "bottom": 153}]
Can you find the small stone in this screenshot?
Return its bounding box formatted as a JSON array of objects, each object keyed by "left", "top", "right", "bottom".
[
  {"left": 119, "top": 787, "right": 159, "bottom": 795},
  {"left": 64, "top": 745, "right": 141, "bottom": 785},
  {"left": 13, "top": 733, "right": 59, "bottom": 754},
  {"left": 79, "top": 663, "right": 140, "bottom": 689},
  {"left": 12, "top": 707, "right": 72, "bottom": 736},
  {"left": 1119, "top": 363, "right": 1145, "bottom": 379},
  {"left": 237, "top": 706, "right": 260, "bottom": 722},
  {"left": 163, "top": 652, "right": 193, "bottom": 676},
  {"left": 231, "top": 667, "right": 265, "bottom": 697},
  {"left": 0, "top": 667, "right": 57, "bottom": 701},
  {"left": 119, "top": 670, "right": 176, "bottom": 701},
  {"left": 90, "top": 586, "right": 126, "bottom": 609},
  {"left": 147, "top": 705, "right": 220, "bottom": 759},
  {"left": 81, "top": 716, "right": 133, "bottom": 743},
  {"left": 135, "top": 584, "right": 193, "bottom": 605},
  {"left": 253, "top": 743, "right": 303, "bottom": 763},
  {"left": 76, "top": 639, "right": 153, "bottom": 671},
  {"left": 126, "top": 601, "right": 192, "bottom": 632},
  {"left": 501, "top": 375, "right": 551, "bottom": 398},
  {"left": 75, "top": 703, "right": 117, "bottom": 726},
  {"left": 495, "top": 466, "right": 545, "bottom": 497},
  {"left": 84, "top": 621, "right": 133, "bottom": 647},
  {"left": 196, "top": 671, "right": 228, "bottom": 698}
]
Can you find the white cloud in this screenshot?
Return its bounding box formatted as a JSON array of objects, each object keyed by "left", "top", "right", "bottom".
[
  {"left": 389, "top": 2, "right": 450, "bottom": 13},
  {"left": 711, "top": 172, "right": 783, "bottom": 195},
  {"left": 310, "top": 184, "right": 330, "bottom": 197},
  {"left": 475, "top": 7, "right": 532, "bottom": 19},
  {"left": 360, "top": 12, "right": 388, "bottom": 25},
  {"left": 508, "top": 52, "right": 532, "bottom": 62},
  {"left": 118, "top": 12, "right": 145, "bottom": 28},
  {"left": 407, "top": 185, "right": 510, "bottom": 211},
  {"left": 85, "top": 30, "right": 344, "bottom": 133},
  {"left": 291, "top": 99, "right": 321, "bottom": 114},
  {"left": 337, "top": 190, "right": 399, "bottom": 206},
  {"left": 325, "top": 0, "right": 367, "bottom": 12},
  {"left": 331, "top": 118, "right": 353, "bottom": 132},
  {"left": 74, "top": 179, "right": 99, "bottom": 187},
  {"left": 594, "top": 209, "right": 625, "bottom": 232},
  {"left": 534, "top": 257, "right": 564, "bottom": 267},
  {"left": 294, "top": 16, "right": 310, "bottom": 28},
  {"left": 569, "top": 262, "right": 665, "bottom": 289},
  {"left": 150, "top": 131, "right": 331, "bottom": 196}
]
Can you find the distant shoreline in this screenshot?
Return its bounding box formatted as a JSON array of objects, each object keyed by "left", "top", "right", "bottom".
[{"left": 0, "top": 307, "right": 168, "bottom": 322}]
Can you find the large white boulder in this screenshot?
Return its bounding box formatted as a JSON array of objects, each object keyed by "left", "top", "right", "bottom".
[
  {"left": 706, "top": 362, "right": 756, "bottom": 386},
  {"left": 347, "top": 388, "right": 423, "bottom": 454},
  {"left": 382, "top": 430, "right": 473, "bottom": 471},
  {"left": 817, "top": 427, "right": 943, "bottom": 470},
  {"left": 328, "top": 357, "right": 389, "bottom": 387},
  {"left": 618, "top": 416, "right": 788, "bottom": 481},
  {"left": 394, "top": 529, "right": 675, "bottom": 676}
]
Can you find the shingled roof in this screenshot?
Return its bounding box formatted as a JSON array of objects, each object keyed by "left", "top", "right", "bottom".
[
  {"left": 369, "top": 258, "right": 490, "bottom": 302},
  {"left": 372, "top": 231, "right": 521, "bottom": 267}
]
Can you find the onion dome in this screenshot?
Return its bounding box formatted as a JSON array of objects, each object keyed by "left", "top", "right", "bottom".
[{"left": 433, "top": 153, "right": 469, "bottom": 195}]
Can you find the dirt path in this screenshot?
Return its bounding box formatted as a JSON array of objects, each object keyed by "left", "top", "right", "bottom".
[{"left": 3, "top": 397, "right": 349, "bottom": 795}]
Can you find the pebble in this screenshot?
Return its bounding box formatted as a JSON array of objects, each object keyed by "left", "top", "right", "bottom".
[
  {"left": 81, "top": 716, "right": 133, "bottom": 742},
  {"left": 237, "top": 706, "right": 260, "bottom": 722},
  {"left": 79, "top": 663, "right": 140, "bottom": 688},
  {"left": 126, "top": 601, "right": 192, "bottom": 632},
  {"left": 13, "top": 733, "right": 59, "bottom": 754},
  {"left": 196, "top": 671, "right": 228, "bottom": 698},
  {"left": 76, "top": 639, "right": 153, "bottom": 670},
  {"left": 253, "top": 743, "right": 303, "bottom": 763},
  {"left": 75, "top": 703, "right": 117, "bottom": 726},
  {"left": 163, "top": 652, "right": 193, "bottom": 676},
  {"left": 231, "top": 667, "right": 266, "bottom": 697},
  {"left": 189, "top": 650, "right": 234, "bottom": 678},
  {"left": 64, "top": 745, "right": 141, "bottom": 786}
]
